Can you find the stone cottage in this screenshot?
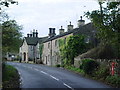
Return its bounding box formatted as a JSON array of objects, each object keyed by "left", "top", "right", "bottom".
[
  {"left": 42, "top": 16, "right": 98, "bottom": 66},
  {"left": 19, "top": 30, "right": 47, "bottom": 63}
]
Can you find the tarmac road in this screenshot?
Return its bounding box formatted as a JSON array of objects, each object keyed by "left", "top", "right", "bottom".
[{"left": 7, "top": 62, "right": 111, "bottom": 89}]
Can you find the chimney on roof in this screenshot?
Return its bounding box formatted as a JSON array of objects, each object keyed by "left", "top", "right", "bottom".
[
  {"left": 77, "top": 16, "right": 85, "bottom": 27},
  {"left": 59, "top": 26, "right": 65, "bottom": 35},
  {"left": 30, "top": 34, "right": 32, "bottom": 37},
  {"left": 67, "top": 21, "right": 73, "bottom": 32},
  {"left": 49, "top": 28, "right": 56, "bottom": 38},
  {"left": 36, "top": 30, "right": 38, "bottom": 37},
  {"left": 27, "top": 34, "right": 30, "bottom": 37},
  {"left": 33, "top": 29, "right": 36, "bottom": 37}
]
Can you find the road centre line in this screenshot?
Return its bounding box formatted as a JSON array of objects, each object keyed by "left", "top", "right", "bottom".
[
  {"left": 40, "top": 71, "right": 48, "bottom": 75},
  {"left": 49, "top": 75, "right": 59, "bottom": 81},
  {"left": 40, "top": 71, "right": 59, "bottom": 81},
  {"left": 18, "top": 64, "right": 74, "bottom": 89},
  {"left": 34, "top": 68, "right": 39, "bottom": 71},
  {"left": 63, "top": 83, "right": 74, "bottom": 90}
]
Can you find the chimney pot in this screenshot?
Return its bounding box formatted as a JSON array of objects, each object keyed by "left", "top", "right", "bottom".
[
  {"left": 36, "top": 30, "right": 38, "bottom": 37},
  {"left": 59, "top": 26, "right": 65, "bottom": 35},
  {"left": 27, "top": 34, "right": 29, "bottom": 37},
  {"left": 77, "top": 16, "right": 85, "bottom": 27},
  {"left": 67, "top": 21, "right": 73, "bottom": 32},
  {"left": 49, "top": 28, "right": 56, "bottom": 38}
]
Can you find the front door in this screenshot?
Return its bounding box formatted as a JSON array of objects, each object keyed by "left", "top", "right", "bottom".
[{"left": 23, "top": 52, "right": 26, "bottom": 61}]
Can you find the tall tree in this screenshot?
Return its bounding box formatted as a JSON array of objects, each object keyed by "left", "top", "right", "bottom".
[
  {"left": 2, "top": 20, "right": 23, "bottom": 55},
  {"left": 85, "top": 2, "right": 120, "bottom": 58},
  {"left": 0, "top": 0, "right": 18, "bottom": 9}
]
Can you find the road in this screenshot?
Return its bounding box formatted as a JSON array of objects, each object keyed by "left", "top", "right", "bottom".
[{"left": 7, "top": 62, "right": 111, "bottom": 89}]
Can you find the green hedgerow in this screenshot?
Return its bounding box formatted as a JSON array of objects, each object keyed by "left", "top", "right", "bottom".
[
  {"left": 80, "top": 59, "right": 99, "bottom": 75},
  {"left": 105, "top": 75, "right": 120, "bottom": 88}
]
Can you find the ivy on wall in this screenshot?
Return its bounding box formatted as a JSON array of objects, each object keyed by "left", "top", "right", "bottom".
[
  {"left": 39, "top": 43, "right": 44, "bottom": 60},
  {"left": 58, "top": 35, "right": 88, "bottom": 66},
  {"left": 58, "top": 36, "right": 71, "bottom": 65}
]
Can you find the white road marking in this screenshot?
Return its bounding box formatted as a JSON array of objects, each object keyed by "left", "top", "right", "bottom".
[
  {"left": 41, "top": 71, "right": 48, "bottom": 75},
  {"left": 34, "top": 68, "right": 39, "bottom": 71},
  {"left": 18, "top": 72, "right": 21, "bottom": 75},
  {"left": 49, "top": 75, "right": 59, "bottom": 81},
  {"left": 40, "top": 71, "right": 59, "bottom": 81},
  {"left": 63, "top": 83, "right": 74, "bottom": 90},
  {"left": 18, "top": 72, "right": 23, "bottom": 85}
]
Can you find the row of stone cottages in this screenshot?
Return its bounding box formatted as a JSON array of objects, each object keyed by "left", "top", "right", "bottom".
[{"left": 19, "top": 16, "right": 98, "bottom": 66}]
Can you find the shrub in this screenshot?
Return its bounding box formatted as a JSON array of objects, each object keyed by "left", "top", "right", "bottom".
[
  {"left": 56, "top": 64, "right": 61, "bottom": 67},
  {"left": 80, "top": 59, "right": 99, "bottom": 75},
  {"left": 95, "top": 65, "right": 110, "bottom": 80},
  {"left": 105, "top": 75, "right": 120, "bottom": 88},
  {"left": 60, "top": 64, "right": 64, "bottom": 67}
]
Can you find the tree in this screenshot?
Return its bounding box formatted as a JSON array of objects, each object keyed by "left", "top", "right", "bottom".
[
  {"left": 2, "top": 20, "right": 23, "bottom": 56},
  {"left": 0, "top": 0, "right": 18, "bottom": 9},
  {"left": 85, "top": 2, "right": 120, "bottom": 58}
]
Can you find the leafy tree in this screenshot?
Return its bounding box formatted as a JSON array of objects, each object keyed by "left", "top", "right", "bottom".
[
  {"left": 85, "top": 2, "right": 120, "bottom": 58},
  {"left": 0, "top": 0, "right": 18, "bottom": 9},
  {"left": 2, "top": 20, "right": 23, "bottom": 56}
]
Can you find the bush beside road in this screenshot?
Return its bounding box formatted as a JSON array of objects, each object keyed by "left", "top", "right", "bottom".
[{"left": 2, "top": 64, "right": 20, "bottom": 88}]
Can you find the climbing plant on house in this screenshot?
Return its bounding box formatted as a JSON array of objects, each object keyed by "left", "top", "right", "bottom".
[
  {"left": 59, "top": 35, "right": 88, "bottom": 66},
  {"left": 58, "top": 36, "right": 71, "bottom": 65},
  {"left": 39, "top": 43, "right": 44, "bottom": 60}
]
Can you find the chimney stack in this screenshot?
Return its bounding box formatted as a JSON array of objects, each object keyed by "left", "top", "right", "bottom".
[
  {"left": 27, "top": 34, "right": 30, "bottom": 37},
  {"left": 49, "top": 28, "right": 56, "bottom": 38},
  {"left": 59, "top": 26, "right": 65, "bottom": 34},
  {"left": 67, "top": 21, "right": 73, "bottom": 32},
  {"left": 36, "top": 30, "right": 38, "bottom": 37},
  {"left": 77, "top": 16, "right": 85, "bottom": 27},
  {"left": 30, "top": 34, "right": 32, "bottom": 37},
  {"left": 33, "top": 29, "right": 35, "bottom": 37}
]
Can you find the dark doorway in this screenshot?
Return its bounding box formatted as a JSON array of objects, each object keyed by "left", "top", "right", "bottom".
[
  {"left": 46, "top": 56, "right": 47, "bottom": 64},
  {"left": 23, "top": 52, "right": 26, "bottom": 61}
]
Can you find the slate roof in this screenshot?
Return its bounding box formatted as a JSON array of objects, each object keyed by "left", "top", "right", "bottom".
[
  {"left": 20, "top": 36, "right": 48, "bottom": 47},
  {"left": 73, "top": 23, "right": 97, "bottom": 36},
  {"left": 43, "top": 23, "right": 97, "bottom": 43},
  {"left": 25, "top": 37, "right": 39, "bottom": 45}
]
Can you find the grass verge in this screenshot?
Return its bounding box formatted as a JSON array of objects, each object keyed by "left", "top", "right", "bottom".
[
  {"left": 2, "top": 64, "right": 20, "bottom": 88},
  {"left": 57, "top": 65, "right": 120, "bottom": 88}
]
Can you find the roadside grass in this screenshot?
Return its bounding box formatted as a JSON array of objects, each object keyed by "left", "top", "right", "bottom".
[
  {"left": 55, "top": 64, "right": 120, "bottom": 88},
  {"left": 2, "top": 64, "right": 20, "bottom": 88},
  {"left": 65, "top": 65, "right": 85, "bottom": 75}
]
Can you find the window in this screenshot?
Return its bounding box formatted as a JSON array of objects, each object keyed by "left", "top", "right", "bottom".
[
  {"left": 31, "top": 46, "right": 33, "bottom": 51},
  {"left": 48, "top": 42, "right": 50, "bottom": 48},
  {"left": 48, "top": 55, "right": 50, "bottom": 61},
  {"left": 55, "top": 40, "right": 57, "bottom": 47}
]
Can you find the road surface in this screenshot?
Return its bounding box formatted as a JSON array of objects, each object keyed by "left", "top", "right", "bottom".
[{"left": 7, "top": 62, "right": 111, "bottom": 89}]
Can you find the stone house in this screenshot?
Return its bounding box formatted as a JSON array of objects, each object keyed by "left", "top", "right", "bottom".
[
  {"left": 42, "top": 16, "right": 98, "bottom": 66},
  {"left": 19, "top": 30, "right": 47, "bottom": 63}
]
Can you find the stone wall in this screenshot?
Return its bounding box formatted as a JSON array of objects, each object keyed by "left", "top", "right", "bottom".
[
  {"left": 42, "top": 33, "right": 73, "bottom": 66},
  {"left": 74, "top": 57, "right": 120, "bottom": 68}
]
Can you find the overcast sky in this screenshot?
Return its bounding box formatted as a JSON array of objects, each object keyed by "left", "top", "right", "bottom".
[{"left": 6, "top": 0, "right": 100, "bottom": 37}]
